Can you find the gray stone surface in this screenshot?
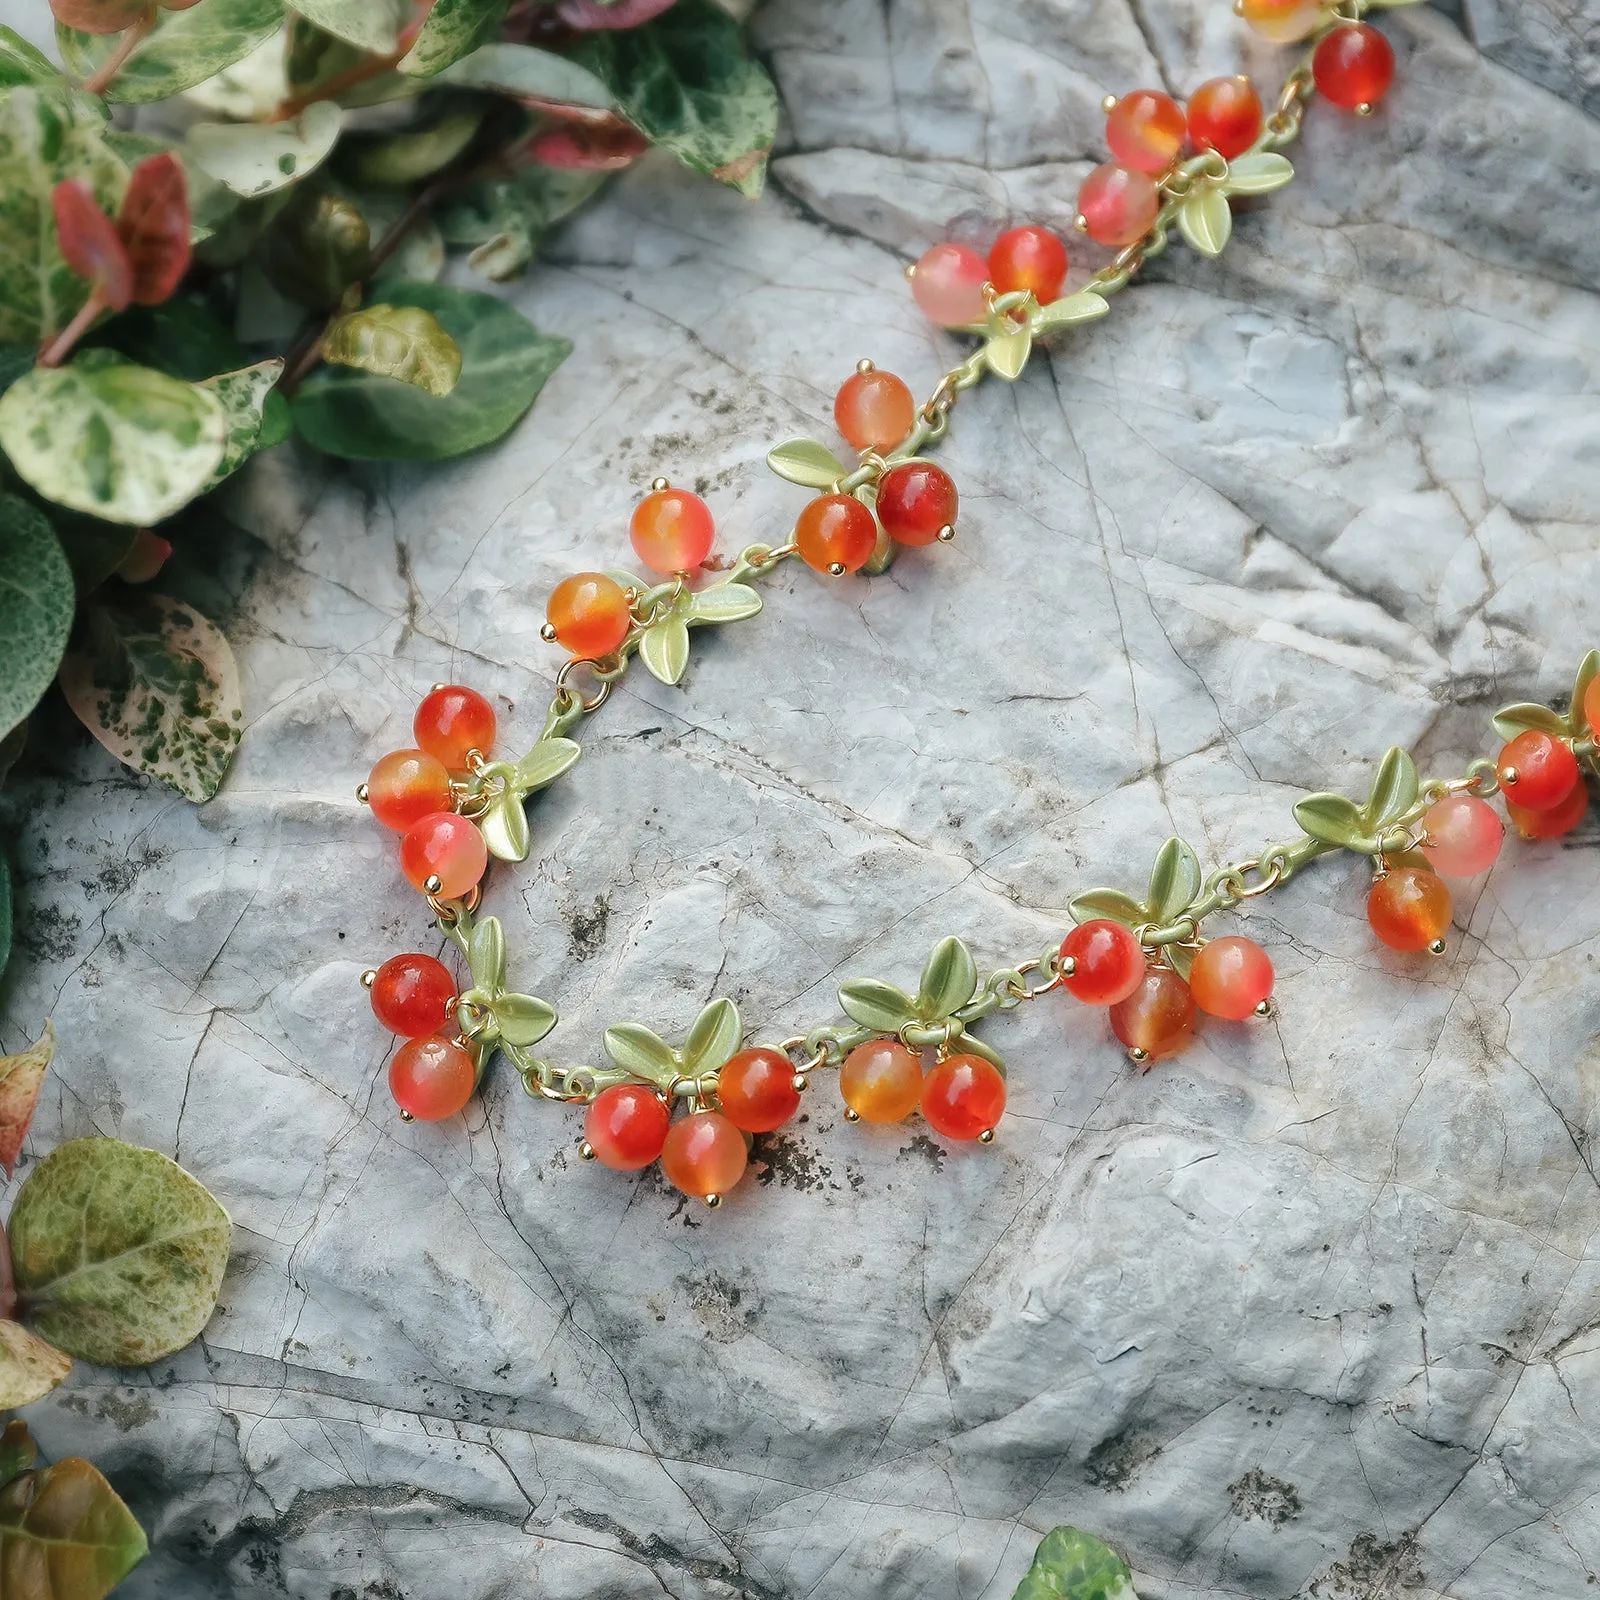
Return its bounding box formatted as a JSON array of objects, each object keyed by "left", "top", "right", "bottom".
[{"left": 3, "top": 1, "right": 1600, "bottom": 1597}]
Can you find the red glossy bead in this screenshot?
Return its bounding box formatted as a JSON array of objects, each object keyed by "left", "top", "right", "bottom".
[
  {"left": 1313, "top": 23, "right": 1396, "bottom": 112},
  {"left": 1419, "top": 794, "right": 1503, "bottom": 878},
  {"left": 1238, "top": 0, "right": 1325, "bottom": 43},
  {"left": 389, "top": 1035, "right": 476, "bottom": 1121},
  {"left": 1367, "top": 867, "right": 1452, "bottom": 952},
  {"left": 1189, "top": 936, "right": 1273, "bottom": 1021},
  {"left": 1496, "top": 730, "right": 1580, "bottom": 812},
  {"left": 987, "top": 225, "right": 1068, "bottom": 304},
  {"left": 1076, "top": 163, "right": 1160, "bottom": 248},
  {"left": 840, "top": 1040, "right": 923, "bottom": 1123},
  {"left": 366, "top": 748, "right": 453, "bottom": 833},
  {"left": 1110, "top": 968, "right": 1196, "bottom": 1060},
  {"left": 399, "top": 811, "right": 487, "bottom": 898},
  {"left": 1585, "top": 675, "right": 1600, "bottom": 739},
  {"left": 546, "top": 572, "right": 633, "bottom": 658},
  {"left": 1059, "top": 919, "right": 1145, "bottom": 1006},
  {"left": 630, "top": 488, "right": 715, "bottom": 575},
  {"left": 1507, "top": 781, "right": 1588, "bottom": 841},
  {"left": 717, "top": 1047, "right": 802, "bottom": 1133},
  {"left": 876, "top": 461, "right": 957, "bottom": 547},
  {"left": 1105, "top": 89, "right": 1187, "bottom": 173},
  {"left": 795, "top": 493, "right": 878, "bottom": 575},
  {"left": 910, "top": 242, "right": 989, "bottom": 327},
  {"left": 1187, "top": 76, "right": 1264, "bottom": 159},
  {"left": 371, "top": 953, "right": 456, "bottom": 1037},
  {"left": 414, "top": 686, "right": 496, "bottom": 770},
  {"left": 834, "top": 368, "right": 915, "bottom": 454},
  {"left": 584, "top": 1084, "right": 671, "bottom": 1170},
  {"left": 920, "top": 1054, "right": 1006, "bottom": 1142},
  {"left": 660, "top": 1111, "right": 748, "bottom": 1199}
]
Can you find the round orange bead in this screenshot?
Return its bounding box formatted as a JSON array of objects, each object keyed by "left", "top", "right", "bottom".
[
  {"left": 660, "top": 1111, "right": 748, "bottom": 1199},
  {"left": 546, "top": 572, "right": 632, "bottom": 658},
  {"left": 1367, "top": 867, "right": 1452, "bottom": 952},
  {"left": 987, "top": 225, "right": 1068, "bottom": 304},
  {"left": 414, "top": 686, "right": 496, "bottom": 769},
  {"left": 389, "top": 1035, "right": 476, "bottom": 1121},
  {"left": 584, "top": 1084, "right": 670, "bottom": 1170},
  {"left": 366, "top": 748, "right": 453, "bottom": 833},
  {"left": 1186, "top": 76, "right": 1264, "bottom": 160},
  {"left": 834, "top": 369, "right": 915, "bottom": 454},
  {"left": 920, "top": 1054, "right": 1005, "bottom": 1141},
  {"left": 1188, "top": 936, "right": 1273, "bottom": 1021},
  {"left": 629, "top": 488, "right": 715, "bottom": 575},
  {"left": 840, "top": 1040, "right": 923, "bottom": 1123},
  {"left": 795, "top": 493, "right": 878, "bottom": 575},
  {"left": 1105, "top": 89, "right": 1188, "bottom": 173},
  {"left": 1497, "top": 730, "right": 1580, "bottom": 813},
  {"left": 717, "top": 1047, "right": 801, "bottom": 1133},
  {"left": 1238, "top": 0, "right": 1327, "bottom": 43},
  {"left": 1076, "top": 163, "right": 1161, "bottom": 248},
  {"left": 1109, "top": 968, "right": 1196, "bottom": 1060},
  {"left": 1585, "top": 674, "right": 1600, "bottom": 739},
  {"left": 1507, "top": 781, "right": 1588, "bottom": 841},
  {"left": 399, "top": 811, "right": 487, "bottom": 898}
]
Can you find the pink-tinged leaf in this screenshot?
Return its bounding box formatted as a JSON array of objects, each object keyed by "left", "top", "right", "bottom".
[
  {"left": 52, "top": 181, "right": 132, "bottom": 312},
  {"left": 556, "top": 0, "right": 677, "bottom": 27},
  {"left": 527, "top": 122, "right": 649, "bottom": 170},
  {"left": 50, "top": 0, "right": 150, "bottom": 33},
  {"left": 118, "top": 154, "right": 190, "bottom": 307},
  {"left": 0, "top": 1021, "right": 53, "bottom": 1183},
  {"left": 116, "top": 530, "right": 172, "bottom": 583}
]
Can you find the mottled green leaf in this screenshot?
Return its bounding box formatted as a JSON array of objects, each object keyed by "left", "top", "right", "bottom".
[
  {"left": 573, "top": 0, "right": 779, "bottom": 197},
  {"left": 603, "top": 1022, "right": 678, "bottom": 1085},
  {"left": 686, "top": 582, "right": 762, "bottom": 625},
  {"left": 58, "top": 0, "right": 287, "bottom": 104},
  {"left": 1361, "top": 746, "right": 1419, "bottom": 831},
  {"left": 489, "top": 992, "right": 558, "bottom": 1048},
  {"left": 1067, "top": 888, "right": 1146, "bottom": 930},
  {"left": 837, "top": 978, "right": 916, "bottom": 1034},
  {"left": 437, "top": 167, "right": 605, "bottom": 280},
  {"left": 0, "top": 1019, "right": 53, "bottom": 1181},
  {"left": 1031, "top": 289, "right": 1110, "bottom": 334},
  {"left": 0, "top": 88, "right": 127, "bottom": 344},
  {"left": 1011, "top": 1526, "right": 1137, "bottom": 1600},
  {"left": 58, "top": 592, "right": 242, "bottom": 802},
  {"left": 184, "top": 101, "right": 342, "bottom": 199},
  {"left": 916, "top": 936, "right": 978, "bottom": 1020},
  {"left": 10, "top": 1136, "right": 230, "bottom": 1365},
  {"left": 291, "top": 281, "right": 571, "bottom": 460},
  {"left": 1491, "top": 700, "right": 1568, "bottom": 742},
  {"left": 196, "top": 359, "right": 286, "bottom": 488},
  {"left": 1223, "top": 151, "right": 1294, "bottom": 196},
  {"left": 322, "top": 304, "right": 462, "bottom": 396},
  {"left": 399, "top": 0, "right": 510, "bottom": 76},
  {"left": 1293, "top": 791, "right": 1369, "bottom": 850},
  {"left": 639, "top": 614, "right": 690, "bottom": 685},
  {"left": 468, "top": 914, "right": 508, "bottom": 994},
  {"left": 0, "top": 494, "right": 75, "bottom": 741},
  {"left": 1177, "top": 187, "right": 1232, "bottom": 257},
  {"left": 340, "top": 108, "right": 483, "bottom": 187},
  {"left": 0, "top": 1320, "right": 72, "bottom": 1409},
  {"left": 766, "top": 438, "right": 847, "bottom": 490},
  {"left": 440, "top": 41, "right": 612, "bottom": 108},
  {"left": 0, "top": 26, "right": 65, "bottom": 89},
  {"left": 0, "top": 1453, "right": 148, "bottom": 1597},
  {"left": 1146, "top": 837, "right": 1202, "bottom": 924},
  {"left": 682, "top": 998, "right": 742, "bottom": 1074},
  {"left": 183, "top": 25, "right": 289, "bottom": 120},
  {"left": 0, "top": 357, "right": 227, "bottom": 525},
  {"left": 283, "top": 0, "right": 410, "bottom": 53}
]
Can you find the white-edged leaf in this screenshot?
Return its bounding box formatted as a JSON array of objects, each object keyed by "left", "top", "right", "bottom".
[
  {"left": 766, "top": 437, "right": 847, "bottom": 490},
  {"left": 1223, "top": 151, "right": 1295, "bottom": 196},
  {"left": 639, "top": 616, "right": 691, "bottom": 685},
  {"left": 1177, "top": 187, "right": 1232, "bottom": 257},
  {"left": 183, "top": 101, "right": 341, "bottom": 199},
  {"left": 196, "top": 358, "right": 285, "bottom": 489},
  {"left": 682, "top": 998, "right": 742, "bottom": 1073}
]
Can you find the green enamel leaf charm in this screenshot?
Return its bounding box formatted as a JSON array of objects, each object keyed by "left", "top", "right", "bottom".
[
  {"left": 1146, "top": 837, "right": 1202, "bottom": 925},
  {"left": 603, "top": 1023, "right": 679, "bottom": 1088},
  {"left": 1361, "top": 746, "right": 1419, "bottom": 832},
  {"left": 837, "top": 978, "right": 916, "bottom": 1034},
  {"left": 640, "top": 614, "right": 691, "bottom": 685},
  {"left": 916, "top": 936, "right": 978, "bottom": 1020},
  {"left": 986, "top": 323, "right": 1033, "bottom": 381},
  {"left": 1031, "top": 289, "right": 1110, "bottom": 335},
  {"left": 682, "top": 998, "right": 743, "bottom": 1074},
  {"left": 1067, "top": 888, "right": 1146, "bottom": 929},
  {"left": 468, "top": 914, "right": 507, "bottom": 993},
  {"left": 1011, "top": 1526, "right": 1137, "bottom": 1600},
  {"left": 1293, "top": 792, "right": 1372, "bottom": 851},
  {"left": 1177, "top": 187, "right": 1232, "bottom": 257},
  {"left": 1492, "top": 653, "right": 1597, "bottom": 743},
  {"left": 1222, "top": 151, "right": 1294, "bottom": 196},
  {"left": 767, "top": 437, "right": 847, "bottom": 490},
  {"left": 686, "top": 582, "right": 762, "bottom": 625}
]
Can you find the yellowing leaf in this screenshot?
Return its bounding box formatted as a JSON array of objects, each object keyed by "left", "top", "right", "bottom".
[
  {"left": 0, "top": 1020, "right": 53, "bottom": 1180},
  {"left": 0, "top": 1454, "right": 148, "bottom": 1596},
  {"left": 0, "top": 1320, "right": 72, "bottom": 1409},
  {"left": 322, "top": 304, "right": 463, "bottom": 397}
]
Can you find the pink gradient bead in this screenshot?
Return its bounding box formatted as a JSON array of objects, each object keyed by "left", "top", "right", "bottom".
[
  {"left": 399, "top": 811, "right": 488, "bottom": 898},
  {"left": 910, "top": 243, "right": 989, "bottom": 327},
  {"left": 1076, "top": 163, "right": 1160, "bottom": 248},
  {"left": 1419, "top": 795, "right": 1503, "bottom": 878},
  {"left": 1105, "top": 90, "right": 1188, "bottom": 174},
  {"left": 1189, "top": 936, "right": 1274, "bottom": 1021},
  {"left": 629, "top": 488, "right": 715, "bottom": 574}
]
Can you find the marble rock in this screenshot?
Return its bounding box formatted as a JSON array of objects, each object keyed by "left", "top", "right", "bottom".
[{"left": 2, "top": 1, "right": 1599, "bottom": 1597}]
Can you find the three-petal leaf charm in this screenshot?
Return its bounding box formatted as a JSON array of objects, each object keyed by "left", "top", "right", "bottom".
[
  {"left": 629, "top": 575, "right": 764, "bottom": 687},
  {"left": 1293, "top": 746, "right": 1421, "bottom": 854},
  {"left": 1176, "top": 151, "right": 1295, "bottom": 258},
  {"left": 603, "top": 997, "right": 745, "bottom": 1091},
  {"left": 836, "top": 936, "right": 1005, "bottom": 1073},
  {"left": 455, "top": 912, "right": 559, "bottom": 1049},
  {"left": 1492, "top": 649, "right": 1598, "bottom": 746}
]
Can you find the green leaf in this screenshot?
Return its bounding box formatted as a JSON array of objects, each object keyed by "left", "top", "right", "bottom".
[
  {"left": 0, "top": 854, "right": 10, "bottom": 986},
  {"left": 1292, "top": 792, "right": 1370, "bottom": 850},
  {"left": 399, "top": 0, "right": 510, "bottom": 77},
  {"left": 0, "top": 87, "right": 128, "bottom": 345},
  {"left": 1067, "top": 888, "right": 1146, "bottom": 929},
  {"left": 603, "top": 1023, "right": 678, "bottom": 1085},
  {"left": 1146, "top": 837, "right": 1202, "bottom": 924},
  {"left": 682, "top": 997, "right": 742, "bottom": 1073},
  {"left": 512, "top": 736, "right": 581, "bottom": 794},
  {"left": 41, "top": 509, "right": 136, "bottom": 597},
  {"left": 322, "top": 304, "right": 462, "bottom": 397},
  {"left": 57, "top": 592, "right": 242, "bottom": 802},
  {"left": 1011, "top": 1526, "right": 1137, "bottom": 1600},
  {"left": 0, "top": 1019, "right": 54, "bottom": 1180},
  {"left": 93, "top": 297, "right": 257, "bottom": 382},
  {"left": 1223, "top": 151, "right": 1295, "bottom": 196},
  {"left": 284, "top": 0, "right": 411, "bottom": 53},
  {"left": 263, "top": 187, "right": 371, "bottom": 306},
  {"left": 0, "top": 1421, "right": 37, "bottom": 1489},
  {"left": 687, "top": 582, "right": 762, "bottom": 625},
  {"left": 439, "top": 41, "right": 613, "bottom": 108},
  {"left": 489, "top": 992, "right": 558, "bottom": 1048},
  {"left": 196, "top": 359, "right": 286, "bottom": 488},
  {"left": 0, "top": 26, "right": 65, "bottom": 89},
  {"left": 766, "top": 438, "right": 847, "bottom": 490},
  {"left": 291, "top": 281, "right": 571, "bottom": 460},
  {"left": 1177, "top": 187, "right": 1232, "bottom": 257},
  {"left": 0, "top": 1454, "right": 148, "bottom": 1597},
  {"left": 916, "top": 936, "right": 978, "bottom": 1020},
  {"left": 1361, "top": 746, "right": 1419, "bottom": 831},
  {"left": 0, "top": 1321, "right": 72, "bottom": 1409},
  {"left": 1030, "top": 289, "right": 1110, "bottom": 334},
  {"left": 0, "top": 494, "right": 75, "bottom": 741},
  {"left": 0, "top": 357, "right": 228, "bottom": 526},
  {"left": 340, "top": 107, "right": 484, "bottom": 187},
  {"left": 479, "top": 790, "right": 530, "bottom": 863},
  {"left": 58, "top": 0, "right": 287, "bottom": 105},
  {"left": 985, "top": 325, "right": 1033, "bottom": 381},
  {"left": 837, "top": 978, "right": 916, "bottom": 1034},
  {"left": 1491, "top": 700, "right": 1568, "bottom": 742},
  {"left": 10, "top": 1136, "right": 230, "bottom": 1366},
  {"left": 183, "top": 101, "right": 342, "bottom": 199},
  {"left": 468, "top": 914, "right": 507, "bottom": 994},
  {"left": 639, "top": 615, "right": 691, "bottom": 685},
  {"left": 437, "top": 167, "right": 605, "bottom": 281},
  {"left": 573, "top": 0, "right": 779, "bottom": 197}
]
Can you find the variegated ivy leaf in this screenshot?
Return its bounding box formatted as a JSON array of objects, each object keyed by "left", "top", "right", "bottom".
[
  {"left": 1221, "top": 151, "right": 1294, "bottom": 197},
  {"left": 1146, "top": 837, "right": 1202, "bottom": 926},
  {"left": 1177, "top": 187, "right": 1232, "bottom": 257},
  {"left": 1492, "top": 652, "right": 1598, "bottom": 743},
  {"left": 682, "top": 998, "right": 742, "bottom": 1074},
  {"left": 0, "top": 1321, "right": 72, "bottom": 1409},
  {"left": 1011, "top": 1525, "right": 1138, "bottom": 1600},
  {"left": 321, "top": 304, "right": 463, "bottom": 398},
  {"left": 196, "top": 359, "right": 285, "bottom": 491},
  {"left": 1067, "top": 888, "right": 1146, "bottom": 930},
  {"left": 767, "top": 437, "right": 847, "bottom": 490},
  {"left": 184, "top": 102, "right": 341, "bottom": 199},
  {"left": 1030, "top": 289, "right": 1110, "bottom": 335},
  {"left": 837, "top": 978, "right": 917, "bottom": 1034},
  {"left": 916, "top": 937, "right": 978, "bottom": 1021}
]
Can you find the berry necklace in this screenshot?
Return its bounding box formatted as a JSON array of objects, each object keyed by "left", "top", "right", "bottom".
[{"left": 356, "top": 0, "right": 1600, "bottom": 1208}]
